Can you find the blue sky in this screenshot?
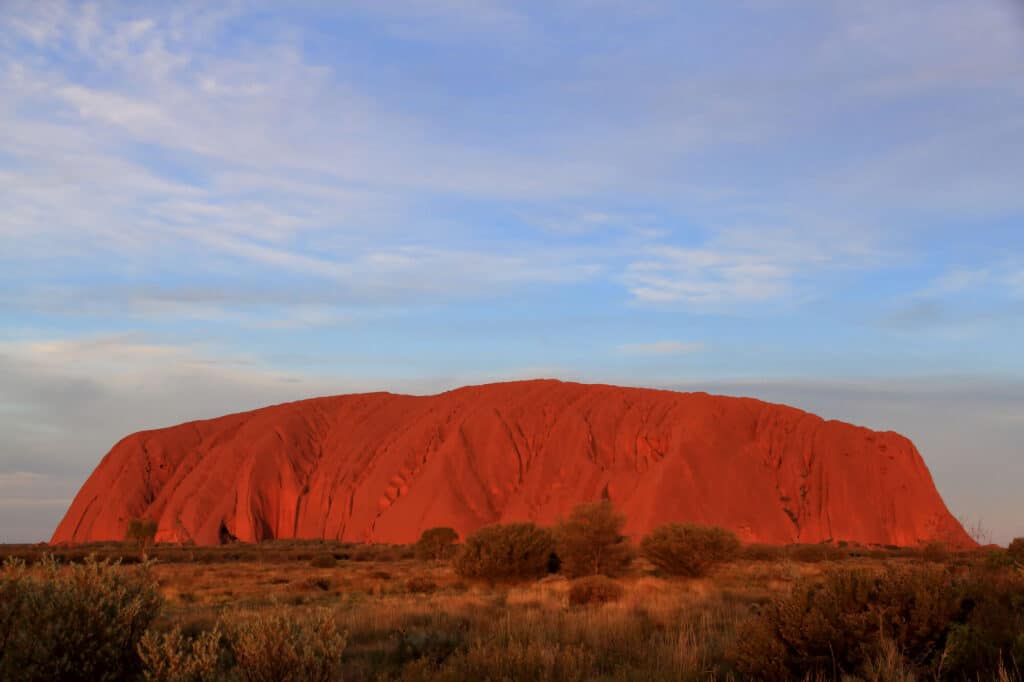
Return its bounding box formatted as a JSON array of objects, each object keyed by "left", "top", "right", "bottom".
[{"left": 1, "top": 1, "right": 1022, "bottom": 543}]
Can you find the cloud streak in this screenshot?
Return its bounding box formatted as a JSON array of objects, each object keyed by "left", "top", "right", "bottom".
[{"left": 619, "top": 341, "right": 703, "bottom": 355}]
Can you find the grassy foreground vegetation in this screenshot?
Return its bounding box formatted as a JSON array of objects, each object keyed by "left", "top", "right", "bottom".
[{"left": 2, "top": 509, "right": 1022, "bottom": 681}]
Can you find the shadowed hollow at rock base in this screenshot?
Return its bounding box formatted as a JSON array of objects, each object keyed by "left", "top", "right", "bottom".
[{"left": 52, "top": 380, "right": 973, "bottom": 548}]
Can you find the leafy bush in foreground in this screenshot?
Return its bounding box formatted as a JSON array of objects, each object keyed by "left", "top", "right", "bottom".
[
  {"left": 735, "top": 564, "right": 1024, "bottom": 680},
  {"left": 640, "top": 524, "right": 740, "bottom": 577},
  {"left": 0, "top": 555, "right": 162, "bottom": 682},
  {"left": 230, "top": 608, "right": 346, "bottom": 682},
  {"left": 138, "top": 626, "right": 223, "bottom": 682},
  {"left": 454, "top": 523, "right": 556, "bottom": 582},
  {"left": 555, "top": 501, "right": 633, "bottom": 578}
]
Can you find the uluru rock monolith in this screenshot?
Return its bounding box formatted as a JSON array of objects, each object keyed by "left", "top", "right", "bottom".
[{"left": 52, "top": 380, "right": 973, "bottom": 548}]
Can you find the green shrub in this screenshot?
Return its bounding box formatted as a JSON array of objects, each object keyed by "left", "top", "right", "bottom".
[
  {"left": 640, "top": 524, "right": 740, "bottom": 577},
  {"left": 567, "top": 575, "right": 624, "bottom": 607},
  {"left": 981, "top": 547, "right": 1016, "bottom": 571},
  {"left": 126, "top": 518, "right": 159, "bottom": 545},
  {"left": 453, "top": 523, "right": 556, "bottom": 582},
  {"left": 0, "top": 555, "right": 163, "bottom": 682},
  {"left": 229, "top": 608, "right": 346, "bottom": 682},
  {"left": 555, "top": 501, "right": 633, "bottom": 578},
  {"left": 415, "top": 527, "right": 460, "bottom": 561},
  {"left": 921, "top": 541, "right": 951, "bottom": 563},
  {"left": 735, "top": 564, "right": 1024, "bottom": 680},
  {"left": 940, "top": 572, "right": 1024, "bottom": 678},
  {"left": 786, "top": 543, "right": 842, "bottom": 563},
  {"left": 1008, "top": 537, "right": 1024, "bottom": 564},
  {"left": 741, "top": 543, "right": 787, "bottom": 562},
  {"left": 138, "top": 626, "right": 223, "bottom": 682}
]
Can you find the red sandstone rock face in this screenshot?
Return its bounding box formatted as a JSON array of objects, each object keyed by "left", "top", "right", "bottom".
[{"left": 52, "top": 380, "right": 973, "bottom": 548}]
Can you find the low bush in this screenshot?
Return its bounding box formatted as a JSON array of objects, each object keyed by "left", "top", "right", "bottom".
[
  {"left": 921, "top": 541, "right": 951, "bottom": 563},
  {"left": 453, "top": 523, "right": 556, "bottom": 582},
  {"left": 640, "top": 524, "right": 740, "bottom": 577},
  {"left": 405, "top": 577, "right": 437, "bottom": 594},
  {"left": 0, "top": 555, "right": 163, "bottom": 682},
  {"left": 735, "top": 564, "right": 1024, "bottom": 680},
  {"left": 1009, "top": 537, "right": 1024, "bottom": 564},
  {"left": 126, "top": 518, "right": 159, "bottom": 545},
  {"left": 229, "top": 608, "right": 346, "bottom": 682},
  {"left": 741, "top": 543, "right": 787, "bottom": 562},
  {"left": 138, "top": 626, "right": 223, "bottom": 682},
  {"left": 414, "top": 527, "right": 460, "bottom": 561},
  {"left": 980, "top": 547, "right": 1017, "bottom": 571},
  {"left": 786, "top": 543, "right": 842, "bottom": 563},
  {"left": 555, "top": 501, "right": 633, "bottom": 578},
  {"left": 568, "top": 575, "right": 624, "bottom": 607},
  {"left": 309, "top": 548, "right": 337, "bottom": 565},
  {"left": 309, "top": 554, "right": 337, "bottom": 568}
]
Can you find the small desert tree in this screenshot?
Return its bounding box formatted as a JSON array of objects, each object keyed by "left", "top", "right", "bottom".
[
  {"left": 555, "top": 501, "right": 633, "bottom": 577},
  {"left": 640, "top": 523, "right": 740, "bottom": 577},
  {"left": 125, "top": 518, "right": 158, "bottom": 546},
  {"left": 454, "top": 523, "right": 555, "bottom": 582},
  {"left": 415, "top": 527, "right": 460, "bottom": 561}
]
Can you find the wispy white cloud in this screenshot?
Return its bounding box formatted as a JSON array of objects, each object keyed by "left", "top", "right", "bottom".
[
  {"left": 57, "top": 85, "right": 169, "bottom": 127},
  {"left": 622, "top": 226, "right": 873, "bottom": 306},
  {"left": 619, "top": 340, "right": 703, "bottom": 355},
  {"left": 920, "top": 264, "right": 1024, "bottom": 299},
  {"left": 626, "top": 246, "right": 793, "bottom": 304},
  {"left": 0, "top": 471, "right": 46, "bottom": 489}
]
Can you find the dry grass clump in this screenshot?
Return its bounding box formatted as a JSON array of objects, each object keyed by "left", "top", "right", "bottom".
[
  {"left": 137, "top": 625, "right": 223, "bottom": 682},
  {"left": 309, "top": 554, "right": 337, "bottom": 568},
  {"left": 230, "top": 608, "right": 346, "bottom": 682},
  {"left": 405, "top": 576, "right": 438, "bottom": 594},
  {"left": 567, "top": 575, "right": 624, "bottom": 606}
]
